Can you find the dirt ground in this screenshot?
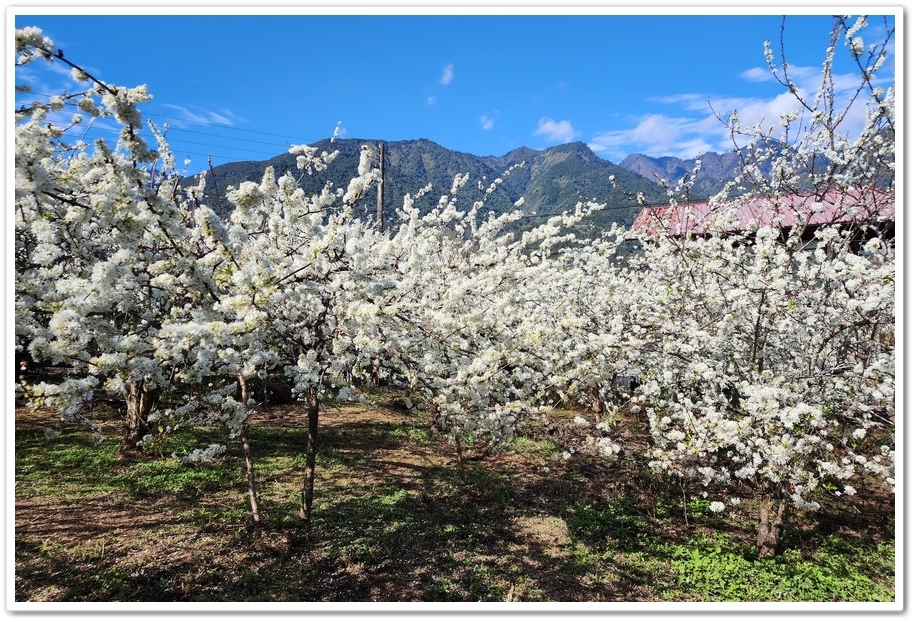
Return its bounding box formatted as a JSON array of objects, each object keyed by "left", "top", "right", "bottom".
[{"left": 13, "top": 400, "right": 895, "bottom": 603}]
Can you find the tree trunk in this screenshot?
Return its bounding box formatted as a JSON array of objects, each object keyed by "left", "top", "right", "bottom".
[
  {"left": 299, "top": 385, "right": 320, "bottom": 524},
  {"left": 455, "top": 434, "right": 466, "bottom": 483},
  {"left": 122, "top": 379, "right": 156, "bottom": 453},
  {"left": 590, "top": 384, "right": 602, "bottom": 418},
  {"left": 756, "top": 487, "right": 788, "bottom": 559},
  {"left": 240, "top": 424, "right": 261, "bottom": 525},
  {"left": 237, "top": 374, "right": 261, "bottom": 526}
]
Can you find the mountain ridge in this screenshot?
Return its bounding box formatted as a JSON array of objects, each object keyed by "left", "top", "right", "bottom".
[{"left": 192, "top": 138, "right": 747, "bottom": 231}]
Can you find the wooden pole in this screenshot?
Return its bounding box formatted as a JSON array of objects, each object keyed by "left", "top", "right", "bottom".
[{"left": 377, "top": 142, "right": 384, "bottom": 232}]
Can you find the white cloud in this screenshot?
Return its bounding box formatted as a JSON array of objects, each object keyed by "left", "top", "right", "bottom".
[
  {"left": 629, "top": 113, "right": 690, "bottom": 146},
  {"left": 439, "top": 63, "right": 454, "bottom": 85},
  {"left": 534, "top": 117, "right": 580, "bottom": 143},
  {"left": 651, "top": 92, "right": 746, "bottom": 117},
  {"left": 479, "top": 115, "right": 494, "bottom": 130},
  {"left": 740, "top": 67, "right": 773, "bottom": 83},
  {"left": 590, "top": 55, "right": 885, "bottom": 163},
  {"left": 427, "top": 95, "right": 437, "bottom": 106},
  {"left": 162, "top": 104, "right": 244, "bottom": 127},
  {"left": 588, "top": 113, "right": 717, "bottom": 162}
]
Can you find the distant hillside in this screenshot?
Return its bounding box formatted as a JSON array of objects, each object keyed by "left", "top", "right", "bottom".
[
  {"left": 188, "top": 139, "right": 672, "bottom": 233},
  {"left": 615, "top": 138, "right": 862, "bottom": 199},
  {"left": 184, "top": 134, "right": 893, "bottom": 237},
  {"left": 618, "top": 151, "right": 748, "bottom": 199}
]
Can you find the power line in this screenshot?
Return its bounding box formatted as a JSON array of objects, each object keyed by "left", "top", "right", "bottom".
[
  {"left": 17, "top": 91, "right": 321, "bottom": 144},
  {"left": 141, "top": 109, "right": 316, "bottom": 145},
  {"left": 14, "top": 92, "right": 322, "bottom": 162}
]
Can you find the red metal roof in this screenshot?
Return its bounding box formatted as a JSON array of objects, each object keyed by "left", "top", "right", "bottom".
[{"left": 631, "top": 188, "right": 895, "bottom": 238}]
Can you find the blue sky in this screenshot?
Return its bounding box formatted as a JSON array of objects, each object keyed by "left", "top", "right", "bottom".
[{"left": 12, "top": 7, "right": 897, "bottom": 173}]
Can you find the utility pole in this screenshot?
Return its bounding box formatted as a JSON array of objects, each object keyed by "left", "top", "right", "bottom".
[{"left": 376, "top": 142, "right": 384, "bottom": 232}]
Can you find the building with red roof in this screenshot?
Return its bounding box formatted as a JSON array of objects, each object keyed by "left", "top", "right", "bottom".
[{"left": 630, "top": 188, "right": 894, "bottom": 247}]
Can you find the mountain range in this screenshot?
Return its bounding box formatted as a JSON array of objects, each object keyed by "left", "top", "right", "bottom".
[{"left": 192, "top": 138, "right": 751, "bottom": 231}]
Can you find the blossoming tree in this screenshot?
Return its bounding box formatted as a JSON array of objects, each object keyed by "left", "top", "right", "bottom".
[
  {"left": 373, "top": 177, "right": 569, "bottom": 475},
  {"left": 627, "top": 15, "right": 895, "bottom": 558},
  {"left": 194, "top": 143, "right": 389, "bottom": 522},
  {"left": 14, "top": 28, "right": 228, "bottom": 453}
]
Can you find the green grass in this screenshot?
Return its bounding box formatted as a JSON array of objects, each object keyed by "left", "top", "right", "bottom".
[
  {"left": 16, "top": 433, "right": 122, "bottom": 497},
  {"left": 657, "top": 534, "right": 895, "bottom": 601},
  {"left": 119, "top": 459, "right": 240, "bottom": 497}
]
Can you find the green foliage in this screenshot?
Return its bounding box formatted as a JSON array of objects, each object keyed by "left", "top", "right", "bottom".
[
  {"left": 686, "top": 496, "right": 712, "bottom": 518},
  {"left": 510, "top": 435, "right": 560, "bottom": 455},
  {"left": 15, "top": 422, "right": 239, "bottom": 499},
  {"left": 660, "top": 534, "right": 895, "bottom": 601},
  {"left": 567, "top": 498, "right": 651, "bottom": 548},
  {"left": 389, "top": 423, "right": 435, "bottom": 445}
]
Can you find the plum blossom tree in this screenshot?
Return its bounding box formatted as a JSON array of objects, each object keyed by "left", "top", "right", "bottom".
[
  {"left": 630, "top": 227, "right": 893, "bottom": 558},
  {"left": 14, "top": 27, "right": 227, "bottom": 453},
  {"left": 627, "top": 15, "right": 895, "bottom": 558},
  {"left": 194, "top": 143, "right": 386, "bottom": 522},
  {"left": 367, "top": 171, "right": 624, "bottom": 477},
  {"left": 14, "top": 29, "right": 389, "bottom": 522},
  {"left": 537, "top": 230, "right": 644, "bottom": 419}
]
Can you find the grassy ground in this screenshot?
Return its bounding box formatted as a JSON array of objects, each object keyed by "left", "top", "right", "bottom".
[{"left": 13, "top": 391, "right": 896, "bottom": 604}]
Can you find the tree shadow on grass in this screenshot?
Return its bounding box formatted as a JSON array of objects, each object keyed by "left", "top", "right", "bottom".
[
  {"left": 239, "top": 412, "right": 691, "bottom": 601},
  {"left": 272, "top": 459, "right": 667, "bottom": 602}
]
